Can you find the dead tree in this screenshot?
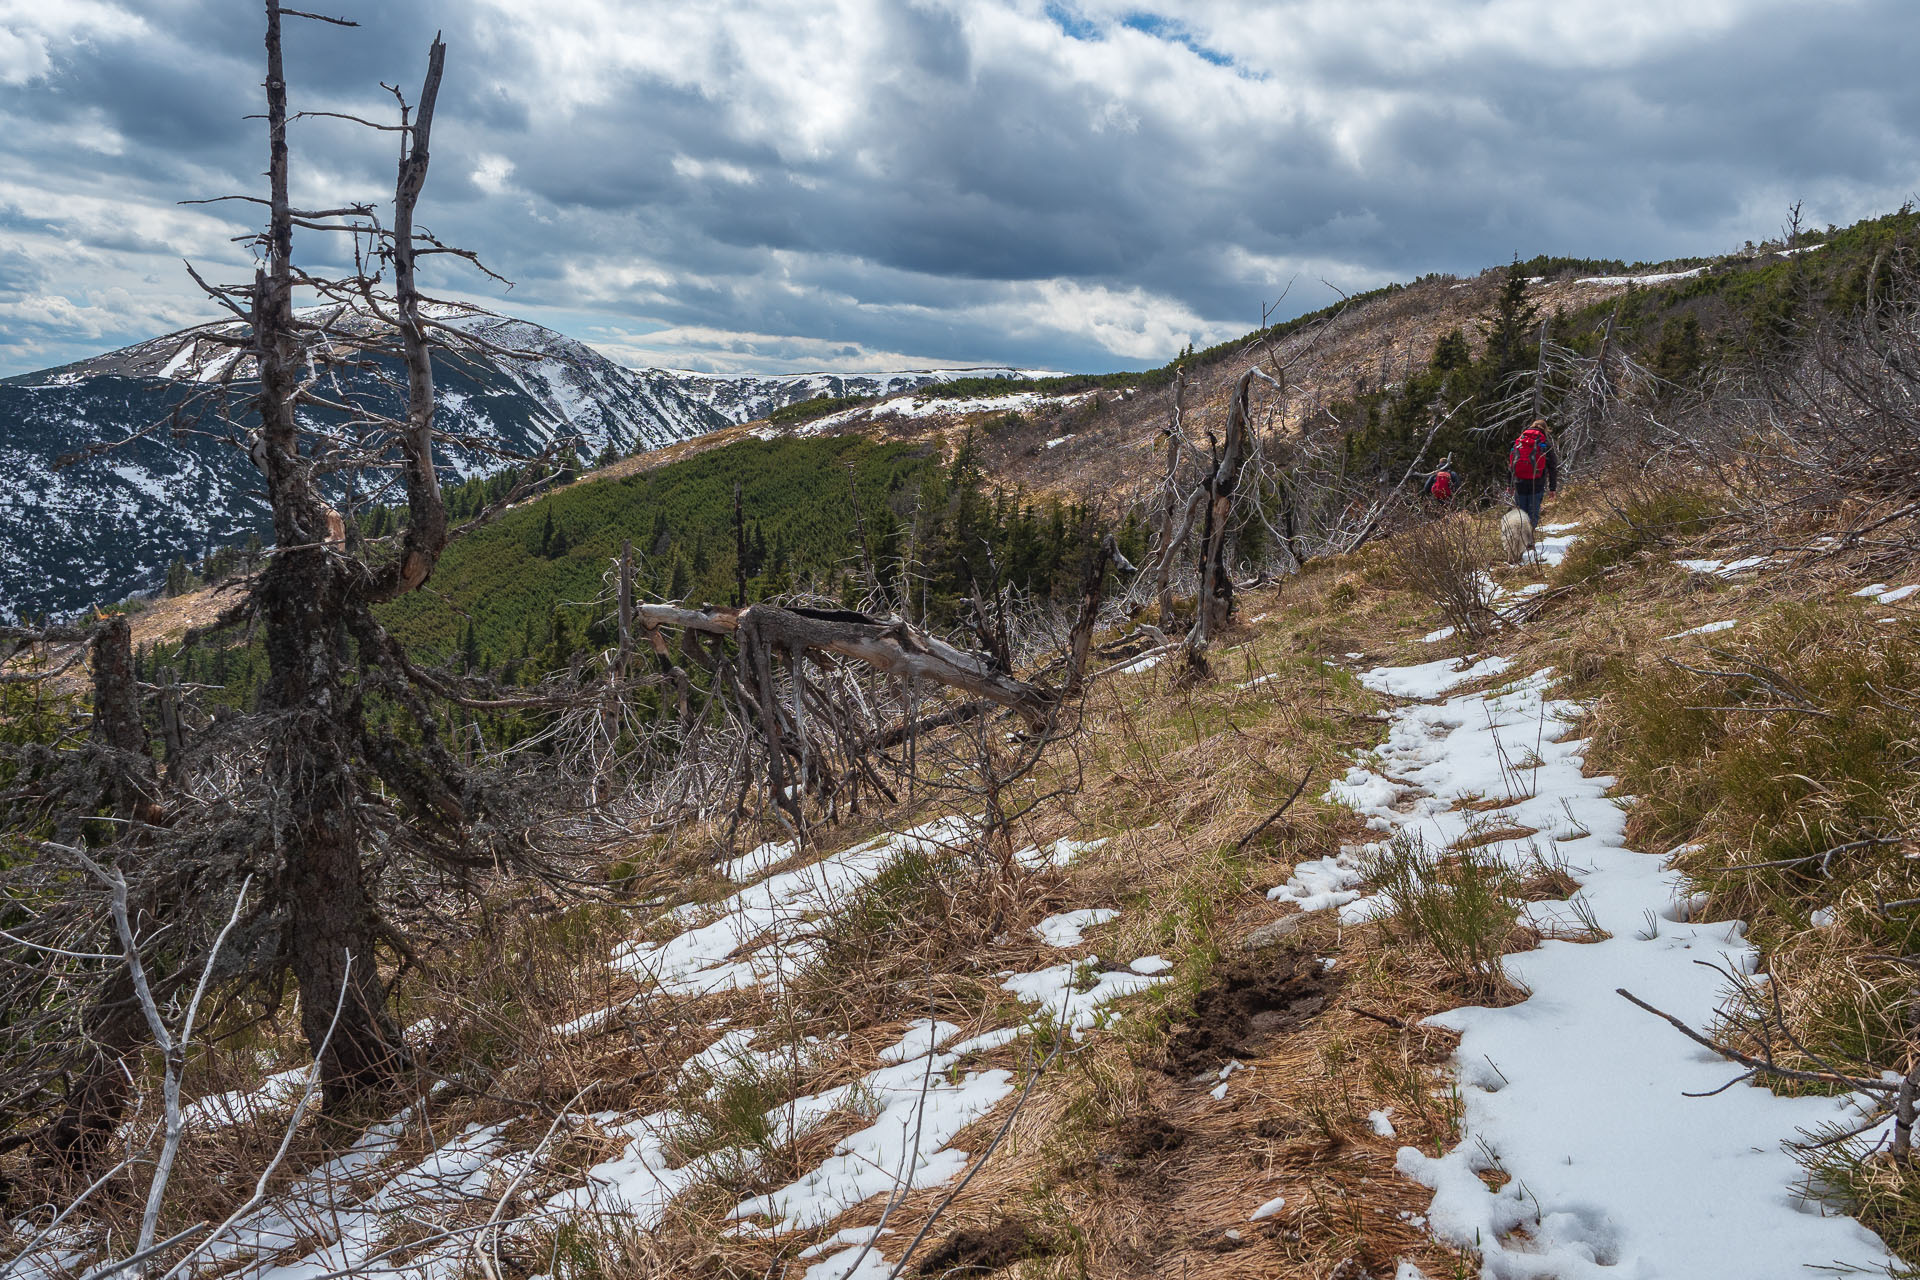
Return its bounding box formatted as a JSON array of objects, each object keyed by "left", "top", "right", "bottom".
[
  {"left": 225, "top": 2, "right": 446, "bottom": 1100},
  {"left": 1149, "top": 367, "right": 1201, "bottom": 628},
  {"left": 1482, "top": 305, "right": 1655, "bottom": 466},
  {"left": 1184, "top": 370, "right": 1254, "bottom": 672},
  {"left": 145, "top": 4, "right": 561, "bottom": 1104},
  {"left": 618, "top": 592, "right": 1084, "bottom": 846},
  {"left": 1134, "top": 291, "right": 1424, "bottom": 663}
]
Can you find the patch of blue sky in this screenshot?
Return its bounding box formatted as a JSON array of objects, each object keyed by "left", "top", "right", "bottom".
[
  {"left": 1044, "top": 5, "right": 1243, "bottom": 73},
  {"left": 1119, "top": 12, "right": 1234, "bottom": 67},
  {"left": 1042, "top": 2, "right": 1100, "bottom": 41}
]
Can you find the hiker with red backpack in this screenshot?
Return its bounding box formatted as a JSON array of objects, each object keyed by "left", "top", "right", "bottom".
[
  {"left": 1508, "top": 420, "right": 1559, "bottom": 526},
  {"left": 1423, "top": 455, "right": 1458, "bottom": 504}
]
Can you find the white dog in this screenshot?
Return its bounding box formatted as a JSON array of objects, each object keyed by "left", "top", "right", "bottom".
[{"left": 1500, "top": 506, "right": 1534, "bottom": 564}]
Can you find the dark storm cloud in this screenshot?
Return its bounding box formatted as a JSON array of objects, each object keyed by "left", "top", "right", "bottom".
[{"left": 1, "top": 0, "right": 1917, "bottom": 377}]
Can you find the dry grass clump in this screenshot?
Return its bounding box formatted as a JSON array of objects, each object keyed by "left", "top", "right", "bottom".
[
  {"left": 1389, "top": 514, "right": 1500, "bottom": 640},
  {"left": 1363, "top": 838, "right": 1534, "bottom": 1004},
  {"left": 1802, "top": 1130, "right": 1920, "bottom": 1270},
  {"left": 1595, "top": 604, "right": 1920, "bottom": 922},
  {"left": 788, "top": 838, "right": 1050, "bottom": 1035},
  {"left": 1551, "top": 474, "right": 1722, "bottom": 585},
  {"left": 402, "top": 894, "right": 639, "bottom": 1081}
]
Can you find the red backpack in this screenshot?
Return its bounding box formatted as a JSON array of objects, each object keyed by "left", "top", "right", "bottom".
[
  {"left": 1427, "top": 470, "right": 1454, "bottom": 500},
  {"left": 1510, "top": 428, "right": 1548, "bottom": 481}
]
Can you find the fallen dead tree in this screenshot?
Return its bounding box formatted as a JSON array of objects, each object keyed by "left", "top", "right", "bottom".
[
  {"left": 620, "top": 595, "right": 1086, "bottom": 842},
  {"left": 633, "top": 601, "right": 1057, "bottom": 727}
]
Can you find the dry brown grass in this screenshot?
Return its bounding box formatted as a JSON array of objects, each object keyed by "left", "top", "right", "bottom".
[{"left": 38, "top": 492, "right": 1829, "bottom": 1278}]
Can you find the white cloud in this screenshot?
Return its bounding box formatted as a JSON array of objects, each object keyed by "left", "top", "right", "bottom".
[
  {"left": 582, "top": 322, "right": 964, "bottom": 375},
  {"left": 671, "top": 154, "right": 757, "bottom": 186},
  {"left": 0, "top": 1, "right": 149, "bottom": 87},
  {"left": 957, "top": 279, "right": 1240, "bottom": 362},
  {"left": 471, "top": 153, "right": 517, "bottom": 195}
]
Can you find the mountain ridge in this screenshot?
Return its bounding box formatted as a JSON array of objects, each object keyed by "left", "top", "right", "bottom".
[{"left": 0, "top": 303, "right": 1042, "bottom": 621}]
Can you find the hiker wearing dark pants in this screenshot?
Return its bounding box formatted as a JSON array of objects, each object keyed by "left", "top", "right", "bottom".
[{"left": 1509, "top": 419, "right": 1560, "bottom": 527}]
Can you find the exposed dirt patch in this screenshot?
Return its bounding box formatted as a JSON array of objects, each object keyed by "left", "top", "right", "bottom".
[
  {"left": 1161, "top": 949, "right": 1341, "bottom": 1077},
  {"left": 915, "top": 1217, "right": 1048, "bottom": 1275},
  {"left": 1107, "top": 1113, "right": 1189, "bottom": 1162}
]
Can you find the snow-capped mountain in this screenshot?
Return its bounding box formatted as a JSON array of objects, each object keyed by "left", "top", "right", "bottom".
[
  {"left": 0, "top": 306, "right": 1042, "bottom": 621},
  {"left": 40, "top": 303, "right": 732, "bottom": 454}
]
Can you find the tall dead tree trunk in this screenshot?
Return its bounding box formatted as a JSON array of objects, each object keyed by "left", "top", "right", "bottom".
[
  {"left": 1184, "top": 370, "right": 1254, "bottom": 672},
  {"left": 254, "top": 2, "right": 400, "bottom": 1102},
  {"left": 90, "top": 616, "right": 155, "bottom": 821},
  {"left": 34, "top": 619, "right": 161, "bottom": 1176},
  {"left": 1151, "top": 367, "right": 1193, "bottom": 628},
  {"left": 1063, "top": 536, "right": 1116, "bottom": 700},
  {"left": 248, "top": 3, "right": 451, "bottom": 1102}
]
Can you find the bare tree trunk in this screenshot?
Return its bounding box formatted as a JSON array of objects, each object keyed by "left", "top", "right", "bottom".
[
  {"left": 1152, "top": 368, "right": 1189, "bottom": 627},
  {"left": 249, "top": 3, "right": 449, "bottom": 1103},
  {"left": 34, "top": 621, "right": 155, "bottom": 1182},
  {"left": 261, "top": 562, "right": 406, "bottom": 1102},
  {"left": 1185, "top": 371, "right": 1254, "bottom": 670},
  {"left": 89, "top": 616, "right": 156, "bottom": 821},
  {"left": 33, "top": 622, "right": 168, "bottom": 1175},
  {"left": 1063, "top": 536, "right": 1115, "bottom": 699}
]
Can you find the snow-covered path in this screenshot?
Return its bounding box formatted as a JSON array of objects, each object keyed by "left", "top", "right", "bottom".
[{"left": 1304, "top": 662, "right": 1897, "bottom": 1278}]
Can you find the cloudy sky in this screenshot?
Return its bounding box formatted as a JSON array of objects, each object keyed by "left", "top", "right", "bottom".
[{"left": 1, "top": 0, "right": 1916, "bottom": 379}]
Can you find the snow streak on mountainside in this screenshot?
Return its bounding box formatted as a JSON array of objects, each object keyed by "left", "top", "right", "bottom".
[
  {"left": 668, "top": 366, "right": 1047, "bottom": 425},
  {"left": 0, "top": 305, "right": 1042, "bottom": 621},
  {"left": 39, "top": 304, "right": 732, "bottom": 453}
]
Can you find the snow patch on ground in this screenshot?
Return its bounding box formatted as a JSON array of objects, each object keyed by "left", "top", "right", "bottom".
[
  {"left": 1032, "top": 907, "right": 1119, "bottom": 947},
  {"left": 1575, "top": 266, "right": 1706, "bottom": 286},
  {"left": 611, "top": 815, "right": 971, "bottom": 995},
  {"left": 1325, "top": 657, "right": 1897, "bottom": 1276},
  {"left": 723, "top": 837, "right": 799, "bottom": 882},
  {"left": 1000, "top": 959, "right": 1169, "bottom": 1036},
  {"left": 1676, "top": 555, "right": 1767, "bottom": 576},
  {"left": 181, "top": 1066, "right": 314, "bottom": 1130},
  {"left": 1663, "top": 618, "right": 1737, "bottom": 640},
  {"left": 1358, "top": 654, "right": 1512, "bottom": 699},
  {"left": 1529, "top": 529, "right": 1578, "bottom": 568},
  {"left": 1266, "top": 843, "right": 1368, "bottom": 912}
]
